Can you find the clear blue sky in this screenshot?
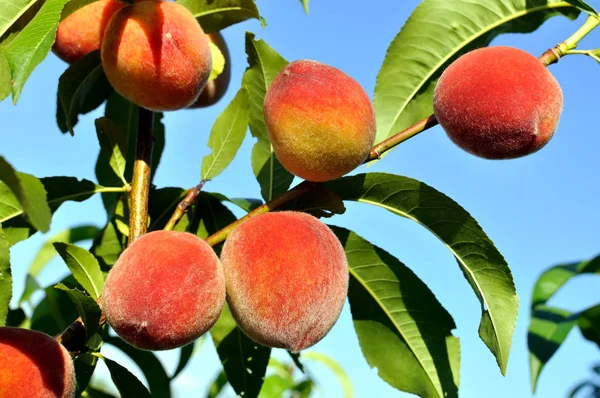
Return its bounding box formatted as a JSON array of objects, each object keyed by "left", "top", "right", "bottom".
[{"left": 1, "top": 1, "right": 599, "bottom": 397}]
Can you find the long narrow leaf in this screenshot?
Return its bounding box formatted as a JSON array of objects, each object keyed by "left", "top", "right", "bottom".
[{"left": 327, "top": 173, "right": 517, "bottom": 374}]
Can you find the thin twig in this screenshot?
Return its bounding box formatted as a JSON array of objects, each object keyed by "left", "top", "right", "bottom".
[
  {"left": 366, "top": 115, "right": 438, "bottom": 162},
  {"left": 205, "top": 181, "right": 317, "bottom": 246},
  {"left": 164, "top": 180, "right": 208, "bottom": 231}
]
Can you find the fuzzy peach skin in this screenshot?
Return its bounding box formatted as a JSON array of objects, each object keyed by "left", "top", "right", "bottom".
[
  {"left": 263, "top": 60, "right": 376, "bottom": 182},
  {"left": 102, "top": 230, "right": 225, "bottom": 350},
  {"left": 433, "top": 46, "right": 563, "bottom": 159},
  {"left": 53, "top": 0, "right": 126, "bottom": 64},
  {"left": 0, "top": 327, "right": 75, "bottom": 398},
  {"left": 101, "top": 1, "right": 212, "bottom": 111},
  {"left": 188, "top": 32, "right": 231, "bottom": 108},
  {"left": 220, "top": 211, "right": 349, "bottom": 352}
]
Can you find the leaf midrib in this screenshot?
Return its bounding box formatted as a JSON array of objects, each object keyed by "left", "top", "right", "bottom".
[{"left": 378, "top": 2, "right": 573, "bottom": 141}]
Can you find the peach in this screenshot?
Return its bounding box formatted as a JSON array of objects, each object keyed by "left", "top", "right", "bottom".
[
  {"left": 101, "top": 1, "right": 212, "bottom": 111},
  {"left": 53, "top": 0, "right": 126, "bottom": 64},
  {"left": 188, "top": 32, "right": 231, "bottom": 108},
  {"left": 220, "top": 211, "right": 349, "bottom": 352},
  {"left": 0, "top": 327, "right": 75, "bottom": 398},
  {"left": 102, "top": 230, "right": 225, "bottom": 350},
  {"left": 433, "top": 46, "right": 563, "bottom": 159},
  {"left": 263, "top": 60, "right": 376, "bottom": 182}
]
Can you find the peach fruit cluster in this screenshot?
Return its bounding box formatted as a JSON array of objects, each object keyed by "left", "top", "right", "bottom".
[
  {"left": 53, "top": 0, "right": 231, "bottom": 110},
  {"left": 101, "top": 212, "right": 349, "bottom": 352}
]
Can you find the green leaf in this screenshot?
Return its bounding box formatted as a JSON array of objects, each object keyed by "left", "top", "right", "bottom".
[
  {"left": 206, "top": 192, "right": 262, "bottom": 213},
  {"left": 578, "top": 305, "right": 600, "bottom": 347},
  {"left": 242, "top": 33, "right": 293, "bottom": 201},
  {"left": 100, "top": 355, "right": 152, "bottom": 398},
  {"left": 57, "top": 50, "right": 111, "bottom": 135},
  {"left": 188, "top": 193, "right": 237, "bottom": 253},
  {"left": 208, "top": 40, "right": 226, "bottom": 81},
  {"left": 532, "top": 254, "right": 600, "bottom": 308},
  {"left": 373, "top": 0, "right": 578, "bottom": 144},
  {"left": 171, "top": 342, "right": 195, "bottom": 380},
  {"left": 210, "top": 305, "right": 271, "bottom": 398},
  {"left": 31, "top": 275, "right": 79, "bottom": 335},
  {"left": 299, "top": 0, "right": 309, "bottom": 14},
  {"left": 259, "top": 375, "right": 295, "bottom": 398},
  {"left": 90, "top": 220, "right": 124, "bottom": 270},
  {"left": 0, "top": 0, "right": 37, "bottom": 39},
  {"left": 29, "top": 225, "right": 100, "bottom": 277},
  {"left": 0, "top": 48, "right": 11, "bottom": 101},
  {"left": 327, "top": 173, "right": 517, "bottom": 375},
  {"left": 53, "top": 242, "right": 104, "bottom": 299},
  {"left": 528, "top": 305, "right": 578, "bottom": 392},
  {"left": 0, "top": 227, "right": 12, "bottom": 326},
  {"left": 75, "top": 351, "right": 101, "bottom": 393},
  {"left": 54, "top": 283, "right": 101, "bottom": 339},
  {"left": 0, "top": 156, "right": 52, "bottom": 232},
  {"left": 105, "top": 336, "right": 172, "bottom": 398},
  {"left": 5, "top": 307, "right": 26, "bottom": 327},
  {"left": 177, "top": 0, "right": 264, "bottom": 34},
  {"left": 3, "top": 0, "right": 72, "bottom": 103},
  {"left": 280, "top": 184, "right": 346, "bottom": 219},
  {"left": 0, "top": 177, "right": 119, "bottom": 245},
  {"left": 333, "top": 226, "right": 459, "bottom": 397},
  {"left": 564, "top": 0, "right": 597, "bottom": 15},
  {"left": 147, "top": 187, "right": 187, "bottom": 231},
  {"left": 95, "top": 117, "right": 128, "bottom": 184},
  {"left": 60, "top": 0, "right": 99, "bottom": 20},
  {"left": 207, "top": 370, "right": 228, "bottom": 398},
  {"left": 201, "top": 87, "right": 250, "bottom": 180},
  {"left": 18, "top": 274, "right": 40, "bottom": 304},
  {"left": 528, "top": 254, "right": 600, "bottom": 391}
]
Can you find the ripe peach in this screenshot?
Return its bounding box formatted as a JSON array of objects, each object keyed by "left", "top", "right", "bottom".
[
  {"left": 102, "top": 230, "right": 225, "bottom": 350},
  {"left": 220, "top": 211, "right": 349, "bottom": 352},
  {"left": 433, "top": 46, "right": 563, "bottom": 159},
  {"left": 0, "top": 327, "right": 75, "bottom": 398},
  {"left": 263, "top": 60, "right": 376, "bottom": 182},
  {"left": 53, "top": 0, "right": 126, "bottom": 64},
  {"left": 101, "top": 1, "right": 212, "bottom": 111},
  {"left": 188, "top": 32, "right": 231, "bottom": 108}
]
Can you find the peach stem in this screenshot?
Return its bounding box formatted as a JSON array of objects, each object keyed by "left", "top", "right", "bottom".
[
  {"left": 128, "top": 107, "right": 154, "bottom": 244},
  {"left": 164, "top": 180, "right": 208, "bottom": 231}
]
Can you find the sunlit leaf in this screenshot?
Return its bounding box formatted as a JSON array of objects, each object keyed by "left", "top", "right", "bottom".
[
  {"left": 374, "top": 0, "right": 578, "bottom": 144},
  {"left": 177, "top": 0, "right": 264, "bottom": 33},
  {"left": 54, "top": 283, "right": 101, "bottom": 339},
  {"left": 327, "top": 173, "right": 517, "bottom": 374},
  {"left": 242, "top": 33, "right": 293, "bottom": 201},
  {"left": 334, "top": 226, "right": 459, "bottom": 397},
  {"left": 54, "top": 242, "right": 104, "bottom": 299},
  {"left": 0, "top": 156, "right": 52, "bottom": 232},
  {"left": 201, "top": 87, "right": 250, "bottom": 180},
  {"left": 0, "top": 227, "right": 11, "bottom": 326}
]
